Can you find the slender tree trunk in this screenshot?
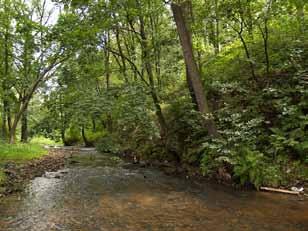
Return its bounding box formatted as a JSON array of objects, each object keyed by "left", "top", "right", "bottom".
[
  {"left": 247, "top": 0, "right": 254, "bottom": 39},
  {"left": 7, "top": 106, "right": 12, "bottom": 135},
  {"left": 138, "top": 13, "right": 168, "bottom": 138},
  {"left": 171, "top": 2, "right": 218, "bottom": 137},
  {"left": 122, "top": 27, "right": 138, "bottom": 81},
  {"left": 81, "top": 126, "right": 91, "bottom": 147},
  {"left": 104, "top": 31, "right": 113, "bottom": 133},
  {"left": 21, "top": 108, "right": 28, "bottom": 143},
  {"left": 259, "top": 0, "right": 272, "bottom": 78},
  {"left": 115, "top": 26, "right": 128, "bottom": 82},
  {"left": 105, "top": 48, "right": 110, "bottom": 89},
  {"left": 296, "top": 3, "right": 305, "bottom": 33},
  {"left": 61, "top": 128, "right": 67, "bottom": 146},
  {"left": 214, "top": 0, "right": 220, "bottom": 54},
  {"left": 150, "top": 88, "right": 168, "bottom": 137},
  {"left": 263, "top": 21, "right": 270, "bottom": 77},
  {"left": 92, "top": 118, "right": 96, "bottom": 132},
  {"left": 1, "top": 99, "right": 8, "bottom": 140},
  {"left": 238, "top": 32, "right": 258, "bottom": 83}
]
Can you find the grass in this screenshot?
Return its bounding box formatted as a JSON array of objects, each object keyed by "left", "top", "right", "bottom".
[
  {"left": 0, "top": 141, "right": 50, "bottom": 190},
  {"left": 0, "top": 143, "right": 47, "bottom": 163},
  {"left": 0, "top": 142, "right": 48, "bottom": 186}
]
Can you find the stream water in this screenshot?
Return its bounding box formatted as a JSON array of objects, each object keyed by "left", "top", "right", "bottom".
[{"left": 0, "top": 149, "right": 307, "bottom": 231}]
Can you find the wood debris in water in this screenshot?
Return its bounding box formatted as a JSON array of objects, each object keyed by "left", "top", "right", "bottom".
[{"left": 260, "top": 187, "right": 301, "bottom": 195}]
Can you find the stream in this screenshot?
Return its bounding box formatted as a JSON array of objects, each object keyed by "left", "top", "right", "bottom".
[{"left": 0, "top": 149, "right": 307, "bottom": 231}]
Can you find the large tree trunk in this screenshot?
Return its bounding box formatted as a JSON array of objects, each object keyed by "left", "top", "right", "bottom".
[
  {"left": 9, "top": 127, "right": 16, "bottom": 144},
  {"left": 171, "top": 2, "right": 218, "bottom": 137},
  {"left": 186, "top": 67, "right": 198, "bottom": 109},
  {"left": 182, "top": 2, "right": 198, "bottom": 108},
  {"left": 9, "top": 99, "right": 30, "bottom": 144},
  {"left": 20, "top": 109, "right": 28, "bottom": 143},
  {"left": 2, "top": 21, "right": 10, "bottom": 141}
]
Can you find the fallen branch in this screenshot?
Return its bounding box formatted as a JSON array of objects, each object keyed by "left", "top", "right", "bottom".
[{"left": 260, "top": 187, "right": 300, "bottom": 195}]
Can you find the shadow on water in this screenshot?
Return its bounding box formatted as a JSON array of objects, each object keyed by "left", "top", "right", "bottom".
[{"left": 0, "top": 150, "right": 307, "bottom": 231}]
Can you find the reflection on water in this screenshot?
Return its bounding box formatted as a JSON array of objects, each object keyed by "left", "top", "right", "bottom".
[{"left": 0, "top": 152, "right": 307, "bottom": 231}]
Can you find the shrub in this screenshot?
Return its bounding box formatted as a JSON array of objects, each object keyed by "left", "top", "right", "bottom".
[
  {"left": 64, "top": 125, "right": 82, "bottom": 145},
  {"left": 96, "top": 135, "right": 120, "bottom": 154}
]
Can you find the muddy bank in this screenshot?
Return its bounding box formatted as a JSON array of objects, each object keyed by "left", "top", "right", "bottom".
[
  {"left": 119, "top": 151, "right": 308, "bottom": 193},
  {"left": 0, "top": 148, "right": 76, "bottom": 197},
  {"left": 120, "top": 151, "right": 233, "bottom": 181}
]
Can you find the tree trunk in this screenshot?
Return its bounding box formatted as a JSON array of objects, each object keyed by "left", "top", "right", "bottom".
[
  {"left": 171, "top": 2, "right": 218, "bottom": 137},
  {"left": 186, "top": 67, "right": 198, "bottom": 109},
  {"left": 214, "top": 0, "right": 220, "bottom": 54},
  {"left": 263, "top": 20, "right": 270, "bottom": 77},
  {"left": 182, "top": 2, "right": 198, "bottom": 109},
  {"left": 81, "top": 126, "right": 91, "bottom": 147},
  {"left": 61, "top": 128, "right": 68, "bottom": 146},
  {"left": 138, "top": 12, "right": 168, "bottom": 138},
  {"left": 9, "top": 126, "right": 16, "bottom": 144},
  {"left": 259, "top": 1, "right": 272, "bottom": 78},
  {"left": 296, "top": 3, "right": 305, "bottom": 33},
  {"left": 247, "top": 0, "right": 254, "bottom": 39},
  {"left": 103, "top": 31, "right": 114, "bottom": 134},
  {"left": 7, "top": 105, "right": 12, "bottom": 134},
  {"left": 238, "top": 32, "right": 258, "bottom": 83},
  {"left": 92, "top": 118, "right": 96, "bottom": 132},
  {"left": 2, "top": 20, "right": 10, "bottom": 141},
  {"left": 115, "top": 26, "right": 128, "bottom": 82},
  {"left": 21, "top": 109, "right": 28, "bottom": 143},
  {"left": 1, "top": 99, "right": 9, "bottom": 141},
  {"left": 9, "top": 99, "right": 30, "bottom": 144},
  {"left": 150, "top": 88, "right": 168, "bottom": 138}
]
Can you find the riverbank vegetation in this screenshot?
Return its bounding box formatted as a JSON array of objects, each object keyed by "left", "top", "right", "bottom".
[
  {"left": 0, "top": 142, "right": 47, "bottom": 187},
  {"left": 0, "top": 0, "right": 307, "bottom": 189},
  {"left": 0, "top": 143, "right": 47, "bottom": 162}
]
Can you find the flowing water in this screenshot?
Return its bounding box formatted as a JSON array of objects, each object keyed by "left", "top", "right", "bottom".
[{"left": 0, "top": 149, "right": 307, "bottom": 231}]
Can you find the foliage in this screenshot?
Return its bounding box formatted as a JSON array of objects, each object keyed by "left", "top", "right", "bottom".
[
  {"left": 96, "top": 136, "right": 120, "bottom": 154},
  {"left": 201, "top": 70, "right": 308, "bottom": 188},
  {"left": 30, "top": 136, "right": 62, "bottom": 146}
]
